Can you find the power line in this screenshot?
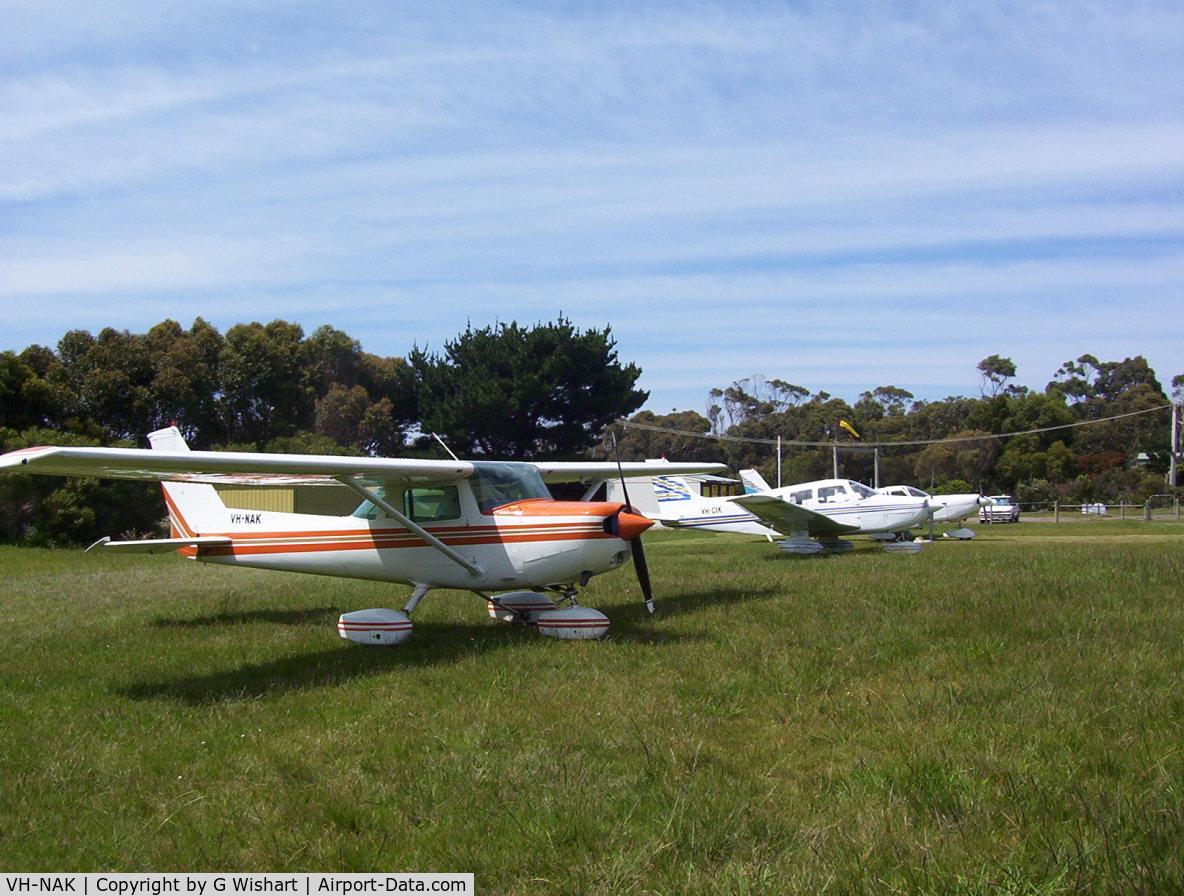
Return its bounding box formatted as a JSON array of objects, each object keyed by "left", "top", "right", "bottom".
[{"left": 619, "top": 403, "right": 1173, "bottom": 449}]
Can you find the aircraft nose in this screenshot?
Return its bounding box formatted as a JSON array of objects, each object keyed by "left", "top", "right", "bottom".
[{"left": 615, "top": 509, "right": 654, "bottom": 541}]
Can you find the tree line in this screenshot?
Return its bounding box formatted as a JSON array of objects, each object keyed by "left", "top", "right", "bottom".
[
  {"left": 0, "top": 316, "right": 645, "bottom": 544},
  {"left": 614, "top": 355, "right": 1181, "bottom": 508},
  {"left": 1, "top": 316, "right": 1179, "bottom": 545}
]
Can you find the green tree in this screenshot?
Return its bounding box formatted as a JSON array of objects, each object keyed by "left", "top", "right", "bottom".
[
  {"left": 0, "top": 351, "right": 59, "bottom": 430},
  {"left": 912, "top": 431, "right": 1000, "bottom": 490},
  {"left": 707, "top": 376, "right": 809, "bottom": 432},
  {"left": 314, "top": 385, "right": 399, "bottom": 455},
  {"left": 610, "top": 410, "right": 725, "bottom": 464},
  {"left": 0, "top": 428, "right": 161, "bottom": 545},
  {"left": 1048, "top": 354, "right": 1168, "bottom": 457},
  {"left": 407, "top": 318, "right": 647, "bottom": 458},
  {"left": 977, "top": 355, "right": 1017, "bottom": 398},
  {"left": 854, "top": 385, "right": 915, "bottom": 420},
  {"left": 218, "top": 320, "right": 312, "bottom": 445},
  {"left": 144, "top": 318, "right": 226, "bottom": 444},
  {"left": 53, "top": 328, "right": 156, "bottom": 439}
]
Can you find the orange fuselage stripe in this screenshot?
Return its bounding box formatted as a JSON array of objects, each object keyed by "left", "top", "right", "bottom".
[{"left": 164, "top": 491, "right": 623, "bottom": 558}]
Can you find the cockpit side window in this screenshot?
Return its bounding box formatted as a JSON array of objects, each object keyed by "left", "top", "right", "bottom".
[
  {"left": 789, "top": 489, "right": 813, "bottom": 504},
  {"left": 404, "top": 485, "right": 462, "bottom": 522},
  {"left": 350, "top": 485, "right": 463, "bottom": 522}
]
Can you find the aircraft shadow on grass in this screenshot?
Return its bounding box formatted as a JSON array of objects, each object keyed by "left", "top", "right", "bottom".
[
  {"left": 152, "top": 607, "right": 339, "bottom": 628},
  {"left": 122, "top": 587, "right": 776, "bottom": 706},
  {"left": 609, "top": 586, "right": 776, "bottom": 628}
]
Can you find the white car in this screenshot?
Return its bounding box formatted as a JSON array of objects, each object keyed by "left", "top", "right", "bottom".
[{"left": 979, "top": 495, "right": 1020, "bottom": 523}]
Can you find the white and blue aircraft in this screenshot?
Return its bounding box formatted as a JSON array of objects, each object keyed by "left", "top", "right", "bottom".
[{"left": 651, "top": 469, "right": 931, "bottom": 554}]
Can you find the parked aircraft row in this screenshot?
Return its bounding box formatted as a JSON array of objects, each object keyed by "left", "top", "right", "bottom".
[
  {"left": 0, "top": 430, "right": 987, "bottom": 646},
  {"left": 651, "top": 470, "right": 988, "bottom": 551}
]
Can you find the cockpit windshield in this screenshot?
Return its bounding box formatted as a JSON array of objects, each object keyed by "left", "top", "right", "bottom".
[
  {"left": 849, "top": 481, "right": 876, "bottom": 499},
  {"left": 471, "top": 462, "right": 551, "bottom": 514}
]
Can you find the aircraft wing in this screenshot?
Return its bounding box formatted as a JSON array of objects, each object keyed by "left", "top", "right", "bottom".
[
  {"left": 0, "top": 444, "right": 472, "bottom": 487},
  {"left": 0, "top": 445, "right": 726, "bottom": 488},
  {"left": 731, "top": 493, "right": 859, "bottom": 537},
  {"left": 531, "top": 461, "right": 727, "bottom": 483}
]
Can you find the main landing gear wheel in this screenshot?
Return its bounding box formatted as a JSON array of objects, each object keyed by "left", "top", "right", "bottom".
[
  {"left": 777, "top": 536, "right": 824, "bottom": 555},
  {"left": 337, "top": 608, "right": 414, "bottom": 645},
  {"left": 487, "top": 589, "right": 611, "bottom": 640}
]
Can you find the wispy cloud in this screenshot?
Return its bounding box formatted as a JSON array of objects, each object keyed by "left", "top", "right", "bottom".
[{"left": 2, "top": 0, "right": 1181, "bottom": 411}]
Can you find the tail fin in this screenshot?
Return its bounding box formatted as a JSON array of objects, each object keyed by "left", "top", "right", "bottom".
[
  {"left": 148, "top": 426, "right": 228, "bottom": 535},
  {"left": 650, "top": 475, "right": 701, "bottom": 520},
  {"left": 739, "top": 469, "right": 771, "bottom": 494}
]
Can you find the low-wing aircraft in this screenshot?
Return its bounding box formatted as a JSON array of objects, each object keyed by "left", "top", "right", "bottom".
[
  {"left": 0, "top": 427, "right": 725, "bottom": 644},
  {"left": 875, "top": 485, "right": 989, "bottom": 539},
  {"left": 651, "top": 469, "right": 930, "bottom": 554}
]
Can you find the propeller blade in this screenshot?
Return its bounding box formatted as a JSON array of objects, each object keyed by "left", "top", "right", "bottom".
[
  {"left": 611, "top": 431, "right": 655, "bottom": 612},
  {"left": 631, "top": 536, "right": 655, "bottom": 614},
  {"left": 611, "top": 433, "right": 635, "bottom": 512}
]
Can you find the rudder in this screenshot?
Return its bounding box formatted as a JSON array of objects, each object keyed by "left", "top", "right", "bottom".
[
  {"left": 739, "top": 469, "right": 771, "bottom": 494},
  {"left": 650, "top": 475, "right": 701, "bottom": 520},
  {"left": 148, "top": 427, "right": 228, "bottom": 535}
]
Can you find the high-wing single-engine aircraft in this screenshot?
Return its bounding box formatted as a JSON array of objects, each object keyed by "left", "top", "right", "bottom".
[
  {"left": 651, "top": 469, "right": 930, "bottom": 554},
  {"left": 0, "top": 427, "right": 725, "bottom": 645},
  {"left": 875, "top": 485, "right": 990, "bottom": 539}
]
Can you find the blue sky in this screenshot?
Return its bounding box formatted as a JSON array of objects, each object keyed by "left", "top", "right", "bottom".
[{"left": 3, "top": 1, "right": 1181, "bottom": 415}]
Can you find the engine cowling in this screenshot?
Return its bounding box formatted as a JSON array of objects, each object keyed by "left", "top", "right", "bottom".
[{"left": 337, "top": 608, "right": 413, "bottom": 645}]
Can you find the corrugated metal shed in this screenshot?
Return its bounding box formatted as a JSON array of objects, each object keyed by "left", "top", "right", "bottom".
[{"left": 216, "top": 486, "right": 360, "bottom": 516}]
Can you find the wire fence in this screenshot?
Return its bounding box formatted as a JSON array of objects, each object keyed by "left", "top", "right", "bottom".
[{"left": 993, "top": 497, "right": 1181, "bottom": 522}]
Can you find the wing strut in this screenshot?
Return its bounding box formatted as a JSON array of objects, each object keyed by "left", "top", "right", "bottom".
[{"left": 335, "top": 477, "right": 484, "bottom": 577}]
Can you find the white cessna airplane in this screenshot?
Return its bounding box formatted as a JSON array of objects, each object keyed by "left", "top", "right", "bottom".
[
  {"left": 875, "top": 485, "right": 990, "bottom": 539},
  {"left": 651, "top": 469, "right": 931, "bottom": 554},
  {"left": 0, "top": 427, "right": 724, "bottom": 644}
]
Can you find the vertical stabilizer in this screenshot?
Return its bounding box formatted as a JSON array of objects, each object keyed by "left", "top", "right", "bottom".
[
  {"left": 650, "top": 476, "right": 700, "bottom": 520},
  {"left": 739, "top": 469, "right": 772, "bottom": 494},
  {"left": 148, "top": 427, "right": 228, "bottom": 535}
]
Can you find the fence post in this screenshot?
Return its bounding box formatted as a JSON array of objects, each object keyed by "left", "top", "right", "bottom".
[{"left": 1054, "top": 500, "right": 1060, "bottom": 523}]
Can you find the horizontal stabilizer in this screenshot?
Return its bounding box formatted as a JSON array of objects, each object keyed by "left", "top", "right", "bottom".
[{"left": 86, "top": 536, "right": 233, "bottom": 554}]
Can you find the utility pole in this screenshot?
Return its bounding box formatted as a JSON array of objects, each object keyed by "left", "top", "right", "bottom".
[{"left": 1171, "top": 402, "right": 1180, "bottom": 489}]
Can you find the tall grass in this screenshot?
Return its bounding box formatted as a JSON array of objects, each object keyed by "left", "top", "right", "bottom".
[{"left": 1, "top": 522, "right": 1182, "bottom": 893}]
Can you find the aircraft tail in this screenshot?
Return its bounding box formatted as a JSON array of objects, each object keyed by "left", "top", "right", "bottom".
[
  {"left": 739, "top": 469, "right": 771, "bottom": 494},
  {"left": 649, "top": 476, "right": 702, "bottom": 521},
  {"left": 148, "top": 426, "right": 228, "bottom": 536}
]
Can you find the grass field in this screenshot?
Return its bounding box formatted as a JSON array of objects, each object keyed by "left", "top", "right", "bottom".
[{"left": 2, "top": 520, "right": 1182, "bottom": 893}]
